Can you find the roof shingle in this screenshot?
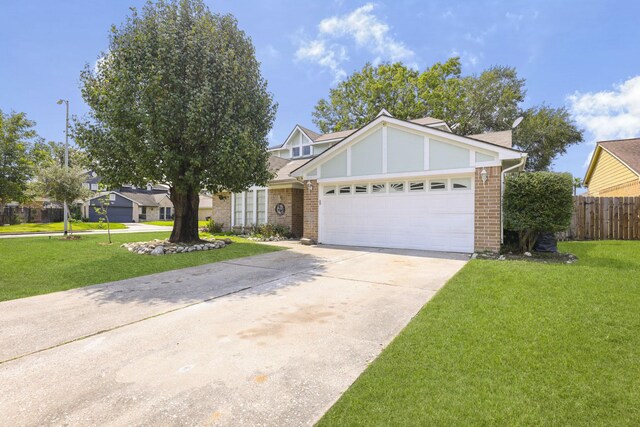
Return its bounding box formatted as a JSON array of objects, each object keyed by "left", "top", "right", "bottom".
[{"left": 599, "top": 138, "right": 640, "bottom": 175}]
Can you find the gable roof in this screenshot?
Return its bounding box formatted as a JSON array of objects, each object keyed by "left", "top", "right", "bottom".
[
  {"left": 468, "top": 130, "right": 513, "bottom": 148},
  {"left": 291, "top": 114, "right": 524, "bottom": 177},
  {"left": 584, "top": 138, "right": 640, "bottom": 184},
  {"left": 409, "top": 116, "right": 446, "bottom": 126}
]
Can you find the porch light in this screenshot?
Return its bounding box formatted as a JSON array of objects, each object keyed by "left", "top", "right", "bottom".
[
  {"left": 480, "top": 168, "right": 488, "bottom": 184},
  {"left": 306, "top": 181, "right": 313, "bottom": 192}
]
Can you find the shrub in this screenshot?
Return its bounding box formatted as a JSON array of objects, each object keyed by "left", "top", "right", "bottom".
[
  {"left": 504, "top": 172, "right": 573, "bottom": 253},
  {"left": 203, "top": 219, "right": 223, "bottom": 234},
  {"left": 247, "top": 223, "right": 292, "bottom": 238}
]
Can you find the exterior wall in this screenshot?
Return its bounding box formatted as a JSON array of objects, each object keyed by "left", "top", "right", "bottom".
[
  {"left": 211, "top": 192, "right": 232, "bottom": 230},
  {"left": 595, "top": 180, "right": 640, "bottom": 197},
  {"left": 268, "top": 187, "right": 304, "bottom": 237},
  {"left": 588, "top": 150, "right": 640, "bottom": 196},
  {"left": 145, "top": 206, "right": 160, "bottom": 221},
  {"left": 474, "top": 166, "right": 501, "bottom": 252},
  {"left": 303, "top": 179, "right": 319, "bottom": 241}
]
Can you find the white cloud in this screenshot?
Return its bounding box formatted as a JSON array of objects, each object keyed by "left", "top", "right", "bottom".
[
  {"left": 295, "top": 3, "right": 414, "bottom": 81},
  {"left": 450, "top": 49, "right": 480, "bottom": 68},
  {"left": 568, "top": 75, "right": 640, "bottom": 165}
]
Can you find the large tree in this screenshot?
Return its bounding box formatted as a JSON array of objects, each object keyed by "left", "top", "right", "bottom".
[
  {"left": 75, "top": 0, "right": 276, "bottom": 243},
  {"left": 312, "top": 60, "right": 582, "bottom": 171},
  {"left": 0, "top": 110, "right": 38, "bottom": 209}
]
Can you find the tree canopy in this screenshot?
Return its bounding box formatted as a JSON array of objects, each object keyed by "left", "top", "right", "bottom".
[
  {"left": 312, "top": 59, "right": 582, "bottom": 171},
  {"left": 74, "top": 0, "right": 276, "bottom": 242},
  {"left": 0, "top": 110, "right": 39, "bottom": 206}
]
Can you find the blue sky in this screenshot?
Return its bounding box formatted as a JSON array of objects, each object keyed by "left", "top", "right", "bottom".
[{"left": 2, "top": 0, "right": 640, "bottom": 179}]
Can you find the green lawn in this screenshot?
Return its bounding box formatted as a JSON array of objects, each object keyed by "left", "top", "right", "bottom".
[
  {"left": 0, "top": 222, "right": 127, "bottom": 233},
  {"left": 319, "top": 241, "right": 640, "bottom": 426},
  {"left": 141, "top": 220, "right": 208, "bottom": 227},
  {"left": 0, "top": 232, "right": 283, "bottom": 302}
]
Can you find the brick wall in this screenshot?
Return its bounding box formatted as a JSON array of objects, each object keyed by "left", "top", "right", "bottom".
[
  {"left": 268, "top": 188, "right": 304, "bottom": 237},
  {"left": 303, "top": 179, "right": 319, "bottom": 241},
  {"left": 474, "top": 166, "right": 502, "bottom": 252},
  {"left": 211, "top": 192, "right": 231, "bottom": 231}
]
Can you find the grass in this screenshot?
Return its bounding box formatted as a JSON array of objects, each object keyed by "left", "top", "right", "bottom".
[
  {"left": 0, "top": 232, "right": 284, "bottom": 302},
  {"left": 319, "top": 241, "right": 640, "bottom": 426},
  {"left": 0, "top": 222, "right": 126, "bottom": 233},
  {"left": 141, "top": 220, "right": 208, "bottom": 227}
]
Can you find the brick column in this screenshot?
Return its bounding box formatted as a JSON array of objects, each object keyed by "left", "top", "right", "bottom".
[
  {"left": 474, "top": 166, "right": 502, "bottom": 252},
  {"left": 303, "top": 179, "right": 318, "bottom": 242}
]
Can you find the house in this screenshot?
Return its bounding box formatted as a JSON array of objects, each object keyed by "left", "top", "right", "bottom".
[
  {"left": 198, "top": 194, "right": 214, "bottom": 221},
  {"left": 211, "top": 110, "right": 527, "bottom": 253},
  {"left": 583, "top": 138, "right": 640, "bottom": 196},
  {"left": 86, "top": 185, "right": 173, "bottom": 223}
]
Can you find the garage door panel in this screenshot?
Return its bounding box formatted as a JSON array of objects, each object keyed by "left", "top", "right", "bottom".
[{"left": 320, "top": 186, "right": 474, "bottom": 253}]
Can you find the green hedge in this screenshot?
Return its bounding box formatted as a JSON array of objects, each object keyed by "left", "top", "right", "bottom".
[{"left": 504, "top": 172, "right": 573, "bottom": 252}]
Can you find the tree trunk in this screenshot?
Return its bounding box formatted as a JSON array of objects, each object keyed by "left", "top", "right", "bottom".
[{"left": 169, "top": 186, "right": 201, "bottom": 243}]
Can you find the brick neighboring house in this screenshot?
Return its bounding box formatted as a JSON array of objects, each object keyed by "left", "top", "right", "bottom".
[
  {"left": 211, "top": 110, "right": 527, "bottom": 252},
  {"left": 583, "top": 138, "right": 640, "bottom": 196}
]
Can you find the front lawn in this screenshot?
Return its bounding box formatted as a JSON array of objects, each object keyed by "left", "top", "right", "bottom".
[
  {"left": 319, "top": 241, "right": 640, "bottom": 426},
  {"left": 0, "top": 232, "right": 283, "bottom": 302},
  {"left": 0, "top": 222, "right": 127, "bottom": 233},
  {"left": 141, "top": 220, "right": 208, "bottom": 227}
]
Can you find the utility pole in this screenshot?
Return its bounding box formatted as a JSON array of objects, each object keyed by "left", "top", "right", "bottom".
[{"left": 57, "top": 99, "right": 70, "bottom": 235}]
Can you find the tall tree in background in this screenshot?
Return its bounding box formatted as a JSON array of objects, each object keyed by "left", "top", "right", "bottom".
[
  {"left": 0, "top": 110, "right": 38, "bottom": 210},
  {"left": 312, "top": 60, "right": 582, "bottom": 171},
  {"left": 75, "top": 0, "right": 276, "bottom": 243},
  {"left": 31, "top": 140, "right": 87, "bottom": 169}
]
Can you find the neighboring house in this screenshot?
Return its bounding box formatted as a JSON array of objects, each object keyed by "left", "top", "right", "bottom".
[
  {"left": 584, "top": 138, "right": 640, "bottom": 196},
  {"left": 212, "top": 110, "right": 527, "bottom": 253},
  {"left": 86, "top": 186, "right": 173, "bottom": 223},
  {"left": 198, "top": 194, "right": 213, "bottom": 221},
  {"left": 82, "top": 171, "right": 101, "bottom": 192}
]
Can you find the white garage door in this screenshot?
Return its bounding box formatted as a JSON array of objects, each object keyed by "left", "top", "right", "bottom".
[{"left": 319, "top": 179, "right": 474, "bottom": 253}]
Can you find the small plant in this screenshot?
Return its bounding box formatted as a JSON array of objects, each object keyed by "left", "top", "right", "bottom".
[
  {"left": 203, "top": 219, "right": 223, "bottom": 234},
  {"left": 246, "top": 223, "right": 292, "bottom": 239},
  {"left": 93, "top": 194, "right": 112, "bottom": 243}
]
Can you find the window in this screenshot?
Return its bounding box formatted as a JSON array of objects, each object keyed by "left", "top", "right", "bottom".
[
  {"left": 339, "top": 185, "right": 351, "bottom": 194},
  {"left": 409, "top": 182, "right": 425, "bottom": 191},
  {"left": 160, "top": 207, "right": 165, "bottom": 220},
  {"left": 91, "top": 183, "right": 98, "bottom": 191},
  {"left": 165, "top": 207, "right": 172, "bottom": 220},
  {"left": 452, "top": 178, "right": 472, "bottom": 190},
  {"left": 292, "top": 147, "right": 300, "bottom": 157},
  {"left": 371, "top": 183, "right": 386, "bottom": 193},
  {"left": 83, "top": 183, "right": 90, "bottom": 189},
  {"left": 109, "top": 193, "right": 116, "bottom": 201},
  {"left": 429, "top": 180, "right": 447, "bottom": 191},
  {"left": 390, "top": 182, "right": 405, "bottom": 192},
  {"left": 324, "top": 187, "right": 336, "bottom": 195},
  {"left": 302, "top": 145, "right": 312, "bottom": 156},
  {"left": 354, "top": 185, "right": 368, "bottom": 194},
  {"left": 233, "top": 189, "right": 268, "bottom": 226}
]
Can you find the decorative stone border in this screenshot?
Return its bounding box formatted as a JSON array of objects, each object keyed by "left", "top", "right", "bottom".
[{"left": 121, "top": 238, "right": 233, "bottom": 255}]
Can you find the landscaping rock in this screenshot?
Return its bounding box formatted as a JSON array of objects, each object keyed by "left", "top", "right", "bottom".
[
  {"left": 150, "top": 246, "right": 164, "bottom": 256},
  {"left": 121, "top": 238, "right": 228, "bottom": 256},
  {"left": 300, "top": 238, "right": 316, "bottom": 246}
]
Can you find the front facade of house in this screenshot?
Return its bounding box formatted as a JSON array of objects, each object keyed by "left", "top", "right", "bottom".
[
  {"left": 584, "top": 138, "right": 640, "bottom": 196},
  {"left": 211, "top": 111, "right": 526, "bottom": 253}
]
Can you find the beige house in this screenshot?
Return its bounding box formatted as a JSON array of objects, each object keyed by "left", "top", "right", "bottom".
[
  {"left": 584, "top": 138, "right": 640, "bottom": 196},
  {"left": 211, "top": 110, "right": 527, "bottom": 253}
]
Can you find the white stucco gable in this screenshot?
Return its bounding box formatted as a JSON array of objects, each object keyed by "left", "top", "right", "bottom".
[{"left": 290, "top": 115, "right": 525, "bottom": 181}]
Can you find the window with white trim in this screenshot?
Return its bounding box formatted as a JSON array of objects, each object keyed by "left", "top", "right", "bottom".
[
  {"left": 389, "top": 182, "right": 405, "bottom": 192},
  {"left": 409, "top": 182, "right": 425, "bottom": 191},
  {"left": 371, "top": 183, "right": 386, "bottom": 193},
  {"left": 292, "top": 147, "right": 300, "bottom": 157},
  {"left": 109, "top": 193, "right": 116, "bottom": 201},
  {"left": 324, "top": 186, "right": 336, "bottom": 195},
  {"left": 452, "top": 178, "right": 472, "bottom": 190},
  {"left": 429, "top": 180, "right": 447, "bottom": 191},
  {"left": 302, "top": 145, "right": 311, "bottom": 156},
  {"left": 233, "top": 188, "right": 268, "bottom": 226},
  {"left": 90, "top": 183, "right": 98, "bottom": 191},
  {"left": 339, "top": 185, "right": 351, "bottom": 195},
  {"left": 354, "top": 185, "right": 368, "bottom": 194}
]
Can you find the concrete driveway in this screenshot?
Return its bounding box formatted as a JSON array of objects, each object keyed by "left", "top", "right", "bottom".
[{"left": 0, "top": 242, "right": 468, "bottom": 426}]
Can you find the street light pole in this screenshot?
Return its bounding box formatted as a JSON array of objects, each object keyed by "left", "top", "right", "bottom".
[{"left": 57, "top": 99, "right": 70, "bottom": 235}]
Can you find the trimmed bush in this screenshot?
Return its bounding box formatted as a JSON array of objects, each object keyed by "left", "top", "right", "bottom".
[{"left": 504, "top": 172, "right": 573, "bottom": 252}]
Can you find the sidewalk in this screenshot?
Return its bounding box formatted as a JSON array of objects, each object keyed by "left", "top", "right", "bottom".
[{"left": 0, "top": 223, "right": 172, "bottom": 239}]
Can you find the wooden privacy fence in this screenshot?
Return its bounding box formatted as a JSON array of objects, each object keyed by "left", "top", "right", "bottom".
[{"left": 567, "top": 196, "right": 640, "bottom": 240}]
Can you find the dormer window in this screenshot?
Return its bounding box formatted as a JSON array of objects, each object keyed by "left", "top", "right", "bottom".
[
  {"left": 302, "top": 145, "right": 311, "bottom": 156},
  {"left": 292, "top": 147, "right": 300, "bottom": 157}
]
